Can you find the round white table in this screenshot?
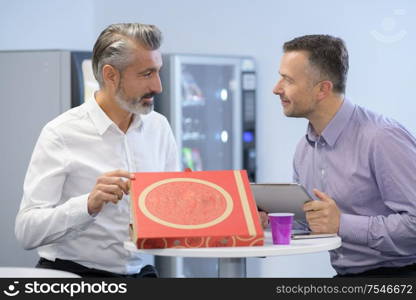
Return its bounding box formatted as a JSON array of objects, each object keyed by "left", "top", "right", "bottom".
[
  {"left": 0, "top": 267, "right": 81, "bottom": 278},
  {"left": 124, "top": 231, "right": 341, "bottom": 277}
]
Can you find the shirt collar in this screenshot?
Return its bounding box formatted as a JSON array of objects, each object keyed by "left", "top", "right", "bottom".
[
  {"left": 129, "top": 113, "right": 143, "bottom": 131},
  {"left": 306, "top": 98, "right": 355, "bottom": 147},
  {"left": 86, "top": 96, "right": 143, "bottom": 135}
]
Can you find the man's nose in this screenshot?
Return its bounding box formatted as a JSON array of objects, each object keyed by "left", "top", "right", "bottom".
[
  {"left": 151, "top": 74, "right": 163, "bottom": 94},
  {"left": 273, "top": 80, "right": 283, "bottom": 95}
]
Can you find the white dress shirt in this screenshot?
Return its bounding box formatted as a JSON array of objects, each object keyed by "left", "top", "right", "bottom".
[{"left": 15, "top": 97, "right": 179, "bottom": 274}]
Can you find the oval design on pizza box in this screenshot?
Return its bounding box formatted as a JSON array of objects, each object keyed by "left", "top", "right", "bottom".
[{"left": 138, "top": 178, "right": 234, "bottom": 229}]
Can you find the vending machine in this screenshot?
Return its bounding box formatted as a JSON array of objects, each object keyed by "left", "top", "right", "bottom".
[
  {"left": 155, "top": 54, "right": 257, "bottom": 181},
  {"left": 155, "top": 54, "right": 257, "bottom": 277}
]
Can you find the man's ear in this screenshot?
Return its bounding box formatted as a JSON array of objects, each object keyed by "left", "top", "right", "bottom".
[
  {"left": 316, "top": 80, "right": 333, "bottom": 100},
  {"left": 102, "top": 64, "right": 120, "bottom": 90}
]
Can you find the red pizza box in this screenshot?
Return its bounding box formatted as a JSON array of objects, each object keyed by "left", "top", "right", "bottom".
[{"left": 130, "top": 170, "right": 264, "bottom": 249}]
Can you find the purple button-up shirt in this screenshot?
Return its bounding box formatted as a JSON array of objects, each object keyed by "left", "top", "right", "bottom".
[{"left": 293, "top": 99, "right": 416, "bottom": 275}]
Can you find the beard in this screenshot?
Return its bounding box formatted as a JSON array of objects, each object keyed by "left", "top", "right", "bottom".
[
  {"left": 115, "top": 87, "right": 155, "bottom": 115},
  {"left": 280, "top": 95, "right": 315, "bottom": 118}
]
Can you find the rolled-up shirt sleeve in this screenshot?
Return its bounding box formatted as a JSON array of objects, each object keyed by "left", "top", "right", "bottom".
[
  {"left": 340, "top": 125, "right": 416, "bottom": 256},
  {"left": 15, "top": 126, "right": 95, "bottom": 250}
]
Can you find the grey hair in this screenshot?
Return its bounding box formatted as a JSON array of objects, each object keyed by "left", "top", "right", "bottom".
[{"left": 92, "top": 23, "right": 162, "bottom": 87}]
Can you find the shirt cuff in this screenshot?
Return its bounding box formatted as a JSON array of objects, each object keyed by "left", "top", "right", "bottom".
[
  {"left": 61, "top": 193, "right": 96, "bottom": 229},
  {"left": 339, "top": 213, "right": 370, "bottom": 245}
]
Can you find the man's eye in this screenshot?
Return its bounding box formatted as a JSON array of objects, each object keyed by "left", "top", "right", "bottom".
[{"left": 143, "top": 72, "right": 152, "bottom": 77}]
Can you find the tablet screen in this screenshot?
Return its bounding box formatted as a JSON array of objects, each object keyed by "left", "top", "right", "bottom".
[{"left": 250, "top": 183, "right": 312, "bottom": 221}]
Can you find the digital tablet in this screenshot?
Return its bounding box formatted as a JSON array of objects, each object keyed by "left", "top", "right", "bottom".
[
  {"left": 250, "top": 183, "right": 313, "bottom": 221},
  {"left": 291, "top": 233, "right": 337, "bottom": 240}
]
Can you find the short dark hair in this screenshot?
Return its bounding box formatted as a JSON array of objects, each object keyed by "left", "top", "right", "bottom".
[{"left": 283, "top": 34, "right": 349, "bottom": 94}]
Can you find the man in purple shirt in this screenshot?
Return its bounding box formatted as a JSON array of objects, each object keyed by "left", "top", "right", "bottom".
[{"left": 273, "top": 34, "right": 416, "bottom": 277}]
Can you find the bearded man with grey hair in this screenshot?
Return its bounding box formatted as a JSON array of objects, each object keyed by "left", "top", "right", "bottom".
[{"left": 15, "top": 23, "right": 179, "bottom": 277}]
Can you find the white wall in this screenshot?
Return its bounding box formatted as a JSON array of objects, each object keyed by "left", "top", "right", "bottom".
[
  {"left": 0, "top": 0, "right": 95, "bottom": 50},
  {"left": 1, "top": 0, "right": 415, "bottom": 277}
]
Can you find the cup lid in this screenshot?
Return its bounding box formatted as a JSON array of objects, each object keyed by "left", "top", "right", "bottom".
[{"left": 268, "top": 213, "right": 294, "bottom": 217}]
